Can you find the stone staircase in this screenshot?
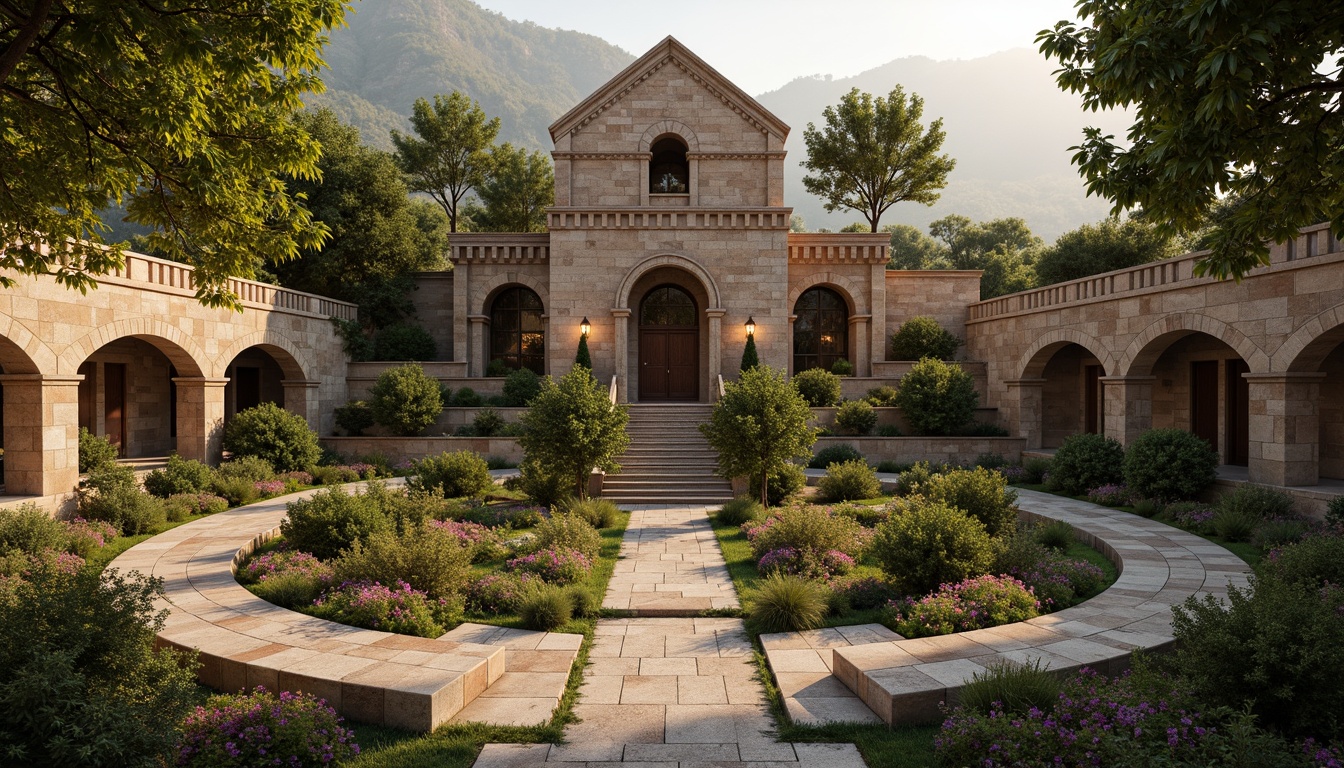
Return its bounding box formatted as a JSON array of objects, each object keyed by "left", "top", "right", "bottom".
[{"left": 601, "top": 403, "right": 735, "bottom": 505}]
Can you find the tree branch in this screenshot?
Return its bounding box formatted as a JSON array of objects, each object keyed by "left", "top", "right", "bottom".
[{"left": 0, "top": 0, "right": 55, "bottom": 85}]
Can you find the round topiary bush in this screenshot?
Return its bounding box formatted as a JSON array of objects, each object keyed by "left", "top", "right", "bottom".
[
  {"left": 373, "top": 322, "right": 436, "bottom": 361},
  {"left": 830, "top": 358, "right": 854, "bottom": 376},
  {"left": 1048, "top": 432, "right": 1125, "bottom": 495},
  {"left": 368, "top": 363, "right": 443, "bottom": 437},
  {"left": 889, "top": 315, "right": 962, "bottom": 360},
  {"left": 501, "top": 367, "right": 543, "bottom": 406},
  {"left": 1122, "top": 428, "right": 1219, "bottom": 501},
  {"left": 279, "top": 485, "right": 392, "bottom": 560},
  {"left": 916, "top": 466, "right": 1019, "bottom": 537},
  {"left": 792, "top": 367, "right": 842, "bottom": 407},
  {"left": 871, "top": 497, "right": 995, "bottom": 595},
  {"left": 834, "top": 400, "right": 878, "bottom": 435},
  {"left": 222, "top": 402, "right": 321, "bottom": 473},
  {"left": 142, "top": 454, "right": 214, "bottom": 498},
  {"left": 864, "top": 385, "right": 900, "bottom": 407},
  {"left": 334, "top": 400, "right": 375, "bottom": 436},
  {"left": 410, "top": 450, "right": 493, "bottom": 499},
  {"left": 808, "top": 443, "right": 865, "bottom": 469},
  {"left": 893, "top": 358, "right": 978, "bottom": 436},
  {"left": 817, "top": 459, "right": 881, "bottom": 502}
]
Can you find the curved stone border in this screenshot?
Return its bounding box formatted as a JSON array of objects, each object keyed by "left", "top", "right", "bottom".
[
  {"left": 829, "top": 489, "right": 1254, "bottom": 724},
  {"left": 107, "top": 482, "right": 571, "bottom": 732}
]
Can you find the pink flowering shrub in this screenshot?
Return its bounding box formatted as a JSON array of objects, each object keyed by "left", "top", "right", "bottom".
[
  {"left": 742, "top": 504, "right": 870, "bottom": 581},
  {"left": 467, "top": 572, "right": 542, "bottom": 614},
  {"left": 176, "top": 686, "right": 359, "bottom": 766},
  {"left": 238, "top": 550, "right": 333, "bottom": 585},
  {"left": 506, "top": 547, "right": 592, "bottom": 584},
  {"left": 1003, "top": 552, "right": 1105, "bottom": 610},
  {"left": 64, "top": 517, "right": 118, "bottom": 556},
  {"left": 428, "top": 519, "right": 502, "bottom": 561},
  {"left": 1086, "top": 483, "right": 1131, "bottom": 506},
  {"left": 253, "top": 480, "right": 288, "bottom": 497},
  {"left": 311, "top": 580, "right": 452, "bottom": 637},
  {"left": 756, "top": 547, "right": 855, "bottom": 580},
  {"left": 885, "top": 574, "right": 1039, "bottom": 637},
  {"left": 275, "top": 470, "right": 315, "bottom": 486}
]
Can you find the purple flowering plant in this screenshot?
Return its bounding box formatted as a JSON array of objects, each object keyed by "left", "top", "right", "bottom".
[
  {"left": 885, "top": 574, "right": 1040, "bottom": 637},
  {"left": 311, "top": 580, "right": 451, "bottom": 637},
  {"left": 64, "top": 516, "right": 118, "bottom": 554},
  {"left": 238, "top": 550, "right": 333, "bottom": 585},
  {"left": 1086, "top": 483, "right": 1131, "bottom": 506},
  {"left": 467, "top": 572, "right": 542, "bottom": 614},
  {"left": 176, "top": 686, "right": 359, "bottom": 767},
  {"left": 506, "top": 547, "right": 592, "bottom": 584},
  {"left": 1004, "top": 552, "right": 1105, "bottom": 610},
  {"left": 756, "top": 547, "right": 855, "bottom": 580},
  {"left": 254, "top": 480, "right": 288, "bottom": 497}
]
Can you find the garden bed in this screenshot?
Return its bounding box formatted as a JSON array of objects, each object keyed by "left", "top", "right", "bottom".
[
  {"left": 322, "top": 436, "right": 523, "bottom": 464},
  {"left": 812, "top": 436, "right": 1025, "bottom": 467}
]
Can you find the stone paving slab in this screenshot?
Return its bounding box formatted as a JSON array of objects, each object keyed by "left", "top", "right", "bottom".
[
  {"left": 603, "top": 506, "right": 740, "bottom": 615},
  {"left": 760, "top": 625, "right": 897, "bottom": 726},
  {"left": 830, "top": 489, "right": 1255, "bottom": 725}
]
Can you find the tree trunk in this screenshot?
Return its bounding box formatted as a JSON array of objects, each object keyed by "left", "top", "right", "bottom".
[{"left": 760, "top": 469, "right": 769, "bottom": 508}]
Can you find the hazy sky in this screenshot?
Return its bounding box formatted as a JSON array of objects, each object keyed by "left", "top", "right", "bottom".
[{"left": 475, "top": 0, "right": 1083, "bottom": 94}]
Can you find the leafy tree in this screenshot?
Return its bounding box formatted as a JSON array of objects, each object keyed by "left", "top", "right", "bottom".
[
  {"left": 802, "top": 87, "right": 956, "bottom": 232},
  {"left": 700, "top": 366, "right": 817, "bottom": 507},
  {"left": 519, "top": 366, "right": 629, "bottom": 500},
  {"left": 930, "top": 215, "right": 1042, "bottom": 299},
  {"left": 271, "top": 109, "right": 448, "bottom": 327},
  {"left": 368, "top": 364, "right": 443, "bottom": 437},
  {"left": 886, "top": 223, "right": 944, "bottom": 270},
  {"left": 1037, "top": 3, "right": 1344, "bottom": 280},
  {"left": 391, "top": 93, "right": 500, "bottom": 233},
  {"left": 465, "top": 143, "right": 554, "bottom": 233},
  {"left": 1034, "top": 217, "right": 1182, "bottom": 286},
  {"left": 789, "top": 215, "right": 807, "bottom": 233},
  {"left": 0, "top": 0, "right": 345, "bottom": 309}
]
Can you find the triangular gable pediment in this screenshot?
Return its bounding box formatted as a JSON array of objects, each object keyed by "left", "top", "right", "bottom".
[{"left": 548, "top": 36, "right": 790, "bottom": 144}]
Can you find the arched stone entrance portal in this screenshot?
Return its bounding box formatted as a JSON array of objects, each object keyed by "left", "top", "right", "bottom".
[
  {"left": 638, "top": 285, "right": 699, "bottom": 401},
  {"left": 613, "top": 255, "right": 724, "bottom": 403}
]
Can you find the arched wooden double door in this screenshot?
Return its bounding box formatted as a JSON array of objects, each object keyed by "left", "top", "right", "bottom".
[{"left": 638, "top": 285, "right": 698, "bottom": 401}]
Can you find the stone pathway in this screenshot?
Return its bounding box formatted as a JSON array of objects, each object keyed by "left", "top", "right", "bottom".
[{"left": 472, "top": 504, "right": 868, "bottom": 768}]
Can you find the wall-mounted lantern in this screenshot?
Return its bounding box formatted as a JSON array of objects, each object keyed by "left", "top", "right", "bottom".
[
  {"left": 744, "top": 316, "right": 756, "bottom": 338},
  {"left": 580, "top": 317, "right": 591, "bottom": 337}
]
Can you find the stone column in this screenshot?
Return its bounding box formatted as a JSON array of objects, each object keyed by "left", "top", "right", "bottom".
[
  {"left": 706, "top": 308, "right": 725, "bottom": 401},
  {"left": 467, "top": 315, "right": 489, "bottom": 378},
  {"left": 869, "top": 263, "right": 888, "bottom": 363},
  {"left": 1100, "top": 375, "right": 1155, "bottom": 447},
  {"left": 1246, "top": 373, "right": 1325, "bottom": 487},
  {"left": 787, "top": 314, "right": 797, "bottom": 376},
  {"left": 174, "top": 377, "right": 228, "bottom": 465},
  {"left": 0, "top": 374, "right": 81, "bottom": 498},
  {"left": 611, "top": 308, "right": 630, "bottom": 403},
  {"left": 850, "top": 314, "right": 872, "bottom": 377},
  {"left": 452, "top": 261, "right": 469, "bottom": 364},
  {"left": 1004, "top": 378, "right": 1045, "bottom": 449},
  {"left": 281, "top": 379, "right": 322, "bottom": 431}
]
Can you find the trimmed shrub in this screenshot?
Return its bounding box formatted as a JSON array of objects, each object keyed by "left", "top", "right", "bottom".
[
  {"left": 743, "top": 503, "right": 869, "bottom": 561},
  {"left": 889, "top": 315, "right": 962, "bottom": 360},
  {"left": 143, "top": 454, "right": 214, "bottom": 498},
  {"left": 451, "top": 387, "right": 484, "bottom": 407},
  {"left": 958, "top": 659, "right": 1061, "bottom": 716},
  {"left": 893, "top": 358, "right": 978, "bottom": 435},
  {"left": 792, "top": 367, "right": 842, "bottom": 407},
  {"left": 871, "top": 498, "right": 995, "bottom": 594},
  {"left": 163, "top": 493, "right": 229, "bottom": 522},
  {"left": 0, "top": 566, "right": 198, "bottom": 767},
  {"left": 519, "top": 585, "right": 573, "bottom": 631},
  {"left": 516, "top": 457, "right": 573, "bottom": 510},
  {"left": 834, "top": 399, "right": 877, "bottom": 435},
  {"left": 369, "top": 363, "right": 443, "bottom": 437},
  {"left": 484, "top": 358, "right": 512, "bottom": 377},
  {"left": 81, "top": 484, "right": 167, "bottom": 536},
  {"left": 222, "top": 402, "right": 321, "bottom": 473},
  {"left": 1048, "top": 432, "right": 1124, "bottom": 495},
  {"left": 817, "top": 459, "right": 881, "bottom": 502},
  {"left": 748, "top": 462, "right": 807, "bottom": 507},
  {"left": 310, "top": 464, "right": 359, "bottom": 486},
  {"left": 717, "top": 497, "right": 763, "bottom": 526},
  {"left": 334, "top": 400, "right": 376, "bottom": 436},
  {"left": 749, "top": 574, "right": 827, "bottom": 633},
  {"left": 373, "top": 322, "right": 436, "bottom": 361},
  {"left": 886, "top": 574, "right": 1039, "bottom": 637},
  {"left": 470, "top": 407, "right": 507, "bottom": 437},
  {"left": 917, "top": 466, "right": 1019, "bottom": 537},
  {"left": 865, "top": 385, "right": 900, "bottom": 407},
  {"left": 501, "top": 367, "right": 543, "bottom": 407},
  {"left": 410, "top": 450, "right": 493, "bottom": 499},
  {"left": 529, "top": 513, "right": 603, "bottom": 561},
  {"left": 311, "top": 580, "right": 453, "bottom": 637},
  {"left": 830, "top": 358, "right": 854, "bottom": 376},
  {"left": 78, "top": 426, "right": 119, "bottom": 472},
  {"left": 177, "top": 687, "right": 359, "bottom": 766},
  {"left": 333, "top": 525, "right": 472, "bottom": 601},
  {"left": 808, "top": 443, "right": 864, "bottom": 469},
  {"left": 0, "top": 503, "right": 70, "bottom": 556},
  {"left": 1123, "top": 428, "right": 1219, "bottom": 501},
  {"left": 280, "top": 486, "right": 392, "bottom": 560},
  {"left": 568, "top": 498, "right": 621, "bottom": 529},
  {"left": 1217, "top": 483, "right": 1296, "bottom": 521},
  {"left": 213, "top": 455, "right": 275, "bottom": 484},
  {"left": 209, "top": 477, "right": 259, "bottom": 508},
  {"left": 507, "top": 547, "right": 592, "bottom": 585}
]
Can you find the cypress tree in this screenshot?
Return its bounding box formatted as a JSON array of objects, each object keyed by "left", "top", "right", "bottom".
[
  {"left": 575, "top": 334, "right": 593, "bottom": 369},
  {"left": 740, "top": 335, "right": 760, "bottom": 371}
]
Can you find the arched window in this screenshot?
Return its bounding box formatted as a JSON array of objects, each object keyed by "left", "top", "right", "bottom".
[
  {"left": 490, "top": 287, "right": 545, "bottom": 374},
  {"left": 639, "top": 284, "right": 698, "bottom": 327},
  {"left": 793, "top": 287, "right": 849, "bottom": 373},
  {"left": 649, "top": 136, "right": 689, "bottom": 194}
]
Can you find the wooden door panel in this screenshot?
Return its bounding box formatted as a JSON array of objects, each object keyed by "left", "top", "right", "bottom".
[
  {"left": 639, "top": 332, "right": 669, "bottom": 400},
  {"left": 104, "top": 363, "right": 126, "bottom": 451},
  {"left": 1226, "top": 359, "right": 1250, "bottom": 465},
  {"left": 1190, "top": 361, "right": 1219, "bottom": 450},
  {"left": 668, "top": 331, "right": 697, "bottom": 400}
]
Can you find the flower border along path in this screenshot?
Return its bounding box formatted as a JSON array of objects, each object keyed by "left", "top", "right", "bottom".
[
  {"left": 472, "top": 503, "right": 870, "bottom": 768},
  {"left": 825, "top": 489, "right": 1253, "bottom": 725},
  {"left": 107, "top": 480, "right": 581, "bottom": 732}
]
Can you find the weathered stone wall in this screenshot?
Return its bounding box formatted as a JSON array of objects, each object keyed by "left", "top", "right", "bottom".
[
  {"left": 407, "top": 272, "right": 455, "bottom": 361},
  {"left": 884, "top": 271, "right": 983, "bottom": 360}
]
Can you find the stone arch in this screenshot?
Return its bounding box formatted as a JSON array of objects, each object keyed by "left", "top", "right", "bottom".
[
  {"left": 1118, "top": 313, "right": 1269, "bottom": 376},
  {"left": 1018, "top": 329, "right": 1117, "bottom": 379},
  {"left": 787, "top": 273, "right": 868, "bottom": 315},
  {"left": 0, "top": 315, "right": 56, "bottom": 374},
  {"left": 616, "top": 253, "right": 721, "bottom": 310},
  {"left": 214, "top": 330, "right": 311, "bottom": 381},
  {"left": 479, "top": 273, "right": 551, "bottom": 316},
  {"left": 59, "top": 318, "right": 209, "bottom": 377},
  {"left": 638, "top": 120, "right": 700, "bottom": 152},
  {"left": 1273, "top": 303, "right": 1344, "bottom": 372}
]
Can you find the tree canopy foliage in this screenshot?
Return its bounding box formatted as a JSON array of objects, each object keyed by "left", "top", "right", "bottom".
[
  {"left": 802, "top": 87, "right": 956, "bottom": 232},
  {"left": 1038, "top": 1, "right": 1344, "bottom": 280},
  {"left": 391, "top": 92, "right": 499, "bottom": 233},
  {"left": 700, "top": 366, "right": 817, "bottom": 507},
  {"left": 519, "top": 366, "right": 629, "bottom": 500},
  {"left": 0, "top": 0, "right": 347, "bottom": 309},
  {"left": 462, "top": 143, "right": 554, "bottom": 233},
  {"left": 1034, "top": 216, "right": 1181, "bottom": 286},
  {"left": 270, "top": 109, "right": 448, "bottom": 328}
]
